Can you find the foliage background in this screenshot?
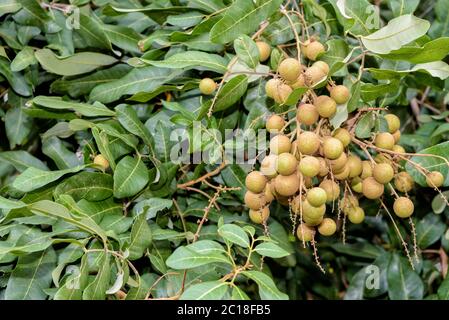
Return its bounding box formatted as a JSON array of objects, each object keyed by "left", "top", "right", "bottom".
[{"left": 1, "top": 0, "right": 449, "bottom": 300}]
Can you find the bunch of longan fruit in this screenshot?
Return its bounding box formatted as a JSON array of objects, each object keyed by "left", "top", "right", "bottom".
[{"left": 243, "top": 39, "right": 446, "bottom": 246}]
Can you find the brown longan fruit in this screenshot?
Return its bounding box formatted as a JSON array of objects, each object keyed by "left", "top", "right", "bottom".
[
  {"left": 393, "top": 197, "right": 414, "bottom": 218},
  {"left": 278, "top": 58, "right": 302, "bottom": 82},
  {"left": 330, "top": 152, "right": 348, "bottom": 171},
  {"left": 312, "top": 61, "right": 330, "bottom": 75},
  {"left": 260, "top": 154, "right": 278, "bottom": 178},
  {"left": 270, "top": 134, "right": 292, "bottom": 155},
  {"left": 296, "top": 103, "right": 319, "bottom": 125},
  {"left": 274, "top": 173, "right": 300, "bottom": 197},
  {"left": 333, "top": 164, "right": 350, "bottom": 180},
  {"left": 276, "top": 153, "right": 297, "bottom": 176},
  {"left": 323, "top": 137, "right": 344, "bottom": 160},
  {"left": 304, "top": 66, "right": 326, "bottom": 86},
  {"left": 319, "top": 179, "right": 340, "bottom": 202},
  {"left": 426, "top": 171, "right": 444, "bottom": 188},
  {"left": 307, "top": 187, "right": 328, "bottom": 207},
  {"left": 347, "top": 207, "right": 365, "bottom": 224},
  {"left": 330, "top": 85, "right": 350, "bottom": 104},
  {"left": 264, "top": 183, "right": 275, "bottom": 203},
  {"left": 341, "top": 195, "right": 359, "bottom": 214},
  {"left": 245, "top": 171, "right": 267, "bottom": 193},
  {"left": 315, "top": 95, "right": 337, "bottom": 118},
  {"left": 304, "top": 41, "right": 325, "bottom": 60},
  {"left": 392, "top": 130, "right": 401, "bottom": 143},
  {"left": 199, "top": 78, "right": 217, "bottom": 95},
  {"left": 384, "top": 114, "right": 400, "bottom": 133},
  {"left": 374, "top": 153, "right": 392, "bottom": 165},
  {"left": 394, "top": 172, "right": 414, "bottom": 193},
  {"left": 265, "top": 78, "right": 282, "bottom": 99},
  {"left": 318, "top": 218, "right": 337, "bottom": 236},
  {"left": 249, "top": 207, "right": 270, "bottom": 224},
  {"left": 374, "top": 132, "right": 395, "bottom": 150},
  {"left": 362, "top": 177, "right": 384, "bottom": 199},
  {"left": 244, "top": 191, "right": 267, "bottom": 210},
  {"left": 372, "top": 163, "right": 394, "bottom": 184},
  {"left": 273, "top": 83, "right": 293, "bottom": 104},
  {"left": 347, "top": 155, "right": 363, "bottom": 178},
  {"left": 296, "top": 224, "right": 315, "bottom": 242},
  {"left": 256, "top": 41, "right": 271, "bottom": 62},
  {"left": 297, "top": 131, "right": 320, "bottom": 155},
  {"left": 360, "top": 161, "right": 373, "bottom": 179},
  {"left": 317, "top": 157, "right": 329, "bottom": 176},
  {"left": 266, "top": 114, "right": 285, "bottom": 133},
  {"left": 297, "top": 172, "right": 313, "bottom": 188},
  {"left": 94, "top": 154, "right": 109, "bottom": 170},
  {"left": 298, "top": 156, "right": 320, "bottom": 177},
  {"left": 332, "top": 128, "right": 351, "bottom": 147},
  {"left": 289, "top": 73, "right": 306, "bottom": 89}
]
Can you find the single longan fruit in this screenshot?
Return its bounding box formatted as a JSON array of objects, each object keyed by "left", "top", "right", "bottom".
[
  {"left": 273, "top": 84, "right": 293, "bottom": 104},
  {"left": 276, "top": 153, "right": 297, "bottom": 176},
  {"left": 296, "top": 103, "right": 319, "bottom": 125},
  {"left": 351, "top": 177, "right": 363, "bottom": 193},
  {"left": 260, "top": 154, "right": 278, "bottom": 178},
  {"left": 392, "top": 144, "right": 405, "bottom": 154},
  {"left": 312, "top": 61, "right": 330, "bottom": 75},
  {"left": 332, "top": 128, "right": 351, "bottom": 147},
  {"left": 362, "top": 177, "right": 384, "bottom": 199},
  {"left": 304, "top": 66, "right": 326, "bottom": 86},
  {"left": 317, "top": 157, "right": 329, "bottom": 176},
  {"left": 360, "top": 161, "right": 373, "bottom": 179},
  {"left": 298, "top": 156, "right": 320, "bottom": 177},
  {"left": 347, "top": 155, "right": 363, "bottom": 178},
  {"left": 426, "top": 171, "right": 444, "bottom": 188},
  {"left": 246, "top": 171, "right": 267, "bottom": 193},
  {"left": 330, "top": 85, "right": 350, "bottom": 104},
  {"left": 333, "top": 164, "right": 350, "bottom": 180},
  {"left": 347, "top": 207, "right": 365, "bottom": 224},
  {"left": 384, "top": 114, "right": 400, "bottom": 133},
  {"left": 264, "top": 184, "right": 275, "bottom": 203},
  {"left": 375, "top": 132, "right": 395, "bottom": 150},
  {"left": 315, "top": 95, "right": 337, "bottom": 118},
  {"left": 372, "top": 163, "right": 394, "bottom": 184},
  {"left": 297, "top": 131, "right": 320, "bottom": 155},
  {"left": 330, "top": 152, "right": 347, "bottom": 171},
  {"left": 393, "top": 197, "right": 414, "bottom": 218},
  {"left": 256, "top": 41, "right": 271, "bottom": 62},
  {"left": 323, "top": 137, "right": 344, "bottom": 160},
  {"left": 93, "top": 154, "right": 109, "bottom": 170},
  {"left": 392, "top": 130, "right": 401, "bottom": 143},
  {"left": 305, "top": 41, "right": 325, "bottom": 61},
  {"left": 289, "top": 73, "right": 306, "bottom": 89},
  {"left": 199, "top": 78, "right": 217, "bottom": 95},
  {"left": 270, "top": 134, "right": 292, "bottom": 155},
  {"left": 278, "top": 58, "right": 302, "bottom": 82},
  {"left": 394, "top": 171, "right": 414, "bottom": 193},
  {"left": 296, "top": 224, "right": 315, "bottom": 242},
  {"left": 374, "top": 153, "right": 392, "bottom": 165},
  {"left": 274, "top": 173, "right": 300, "bottom": 197},
  {"left": 249, "top": 207, "right": 270, "bottom": 224},
  {"left": 303, "top": 199, "right": 326, "bottom": 219},
  {"left": 244, "top": 191, "right": 267, "bottom": 210},
  {"left": 303, "top": 214, "right": 324, "bottom": 227},
  {"left": 341, "top": 195, "right": 359, "bottom": 214},
  {"left": 318, "top": 218, "right": 337, "bottom": 236},
  {"left": 307, "top": 187, "right": 328, "bottom": 207},
  {"left": 266, "top": 114, "right": 285, "bottom": 133},
  {"left": 265, "top": 78, "right": 282, "bottom": 99},
  {"left": 319, "top": 179, "right": 340, "bottom": 202}
]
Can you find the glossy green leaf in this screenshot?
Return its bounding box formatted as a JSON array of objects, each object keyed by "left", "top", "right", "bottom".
[{"left": 113, "top": 156, "right": 149, "bottom": 199}]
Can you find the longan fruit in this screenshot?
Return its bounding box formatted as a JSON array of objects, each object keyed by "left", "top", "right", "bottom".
[
  {"left": 394, "top": 172, "right": 414, "bottom": 193},
  {"left": 266, "top": 114, "right": 285, "bottom": 133},
  {"left": 303, "top": 214, "right": 324, "bottom": 227},
  {"left": 318, "top": 218, "right": 337, "bottom": 236},
  {"left": 276, "top": 153, "right": 297, "bottom": 176},
  {"left": 360, "top": 161, "right": 373, "bottom": 179},
  {"left": 372, "top": 163, "right": 394, "bottom": 184},
  {"left": 307, "top": 187, "right": 328, "bottom": 207},
  {"left": 332, "top": 128, "right": 351, "bottom": 147},
  {"left": 362, "top": 177, "right": 384, "bottom": 199},
  {"left": 289, "top": 73, "right": 306, "bottom": 89},
  {"left": 249, "top": 207, "right": 270, "bottom": 224},
  {"left": 278, "top": 58, "right": 302, "bottom": 82},
  {"left": 347, "top": 207, "right": 365, "bottom": 224},
  {"left": 330, "top": 85, "right": 350, "bottom": 104},
  {"left": 304, "top": 66, "right": 326, "bottom": 86},
  {"left": 93, "top": 154, "right": 109, "bottom": 170},
  {"left": 296, "top": 224, "right": 315, "bottom": 242},
  {"left": 244, "top": 191, "right": 267, "bottom": 210},
  {"left": 297, "top": 131, "right": 320, "bottom": 155},
  {"left": 260, "top": 154, "right": 278, "bottom": 178},
  {"left": 374, "top": 153, "right": 392, "bottom": 165},
  {"left": 256, "top": 41, "right": 271, "bottom": 62},
  {"left": 392, "top": 144, "right": 405, "bottom": 154},
  {"left": 341, "top": 195, "right": 359, "bottom": 214},
  {"left": 333, "top": 164, "right": 350, "bottom": 180},
  {"left": 347, "top": 155, "right": 363, "bottom": 178},
  {"left": 392, "top": 130, "right": 401, "bottom": 143},
  {"left": 374, "top": 132, "right": 395, "bottom": 150},
  {"left": 296, "top": 103, "right": 319, "bottom": 125},
  {"left": 265, "top": 78, "right": 282, "bottom": 99},
  {"left": 315, "top": 95, "right": 337, "bottom": 118},
  {"left": 303, "top": 199, "right": 326, "bottom": 219},
  {"left": 270, "top": 134, "right": 291, "bottom": 155},
  {"left": 319, "top": 179, "right": 340, "bottom": 202},
  {"left": 384, "top": 114, "right": 400, "bottom": 133},
  {"left": 426, "top": 171, "right": 444, "bottom": 188},
  {"left": 297, "top": 172, "right": 313, "bottom": 188},
  {"left": 323, "top": 137, "right": 344, "bottom": 160},
  {"left": 393, "top": 197, "right": 414, "bottom": 218},
  {"left": 274, "top": 173, "right": 300, "bottom": 197},
  {"left": 246, "top": 171, "right": 267, "bottom": 193},
  {"left": 317, "top": 157, "right": 329, "bottom": 176},
  {"left": 330, "top": 152, "right": 348, "bottom": 171},
  {"left": 199, "top": 78, "right": 217, "bottom": 95},
  {"left": 264, "top": 183, "right": 275, "bottom": 203},
  {"left": 273, "top": 83, "right": 293, "bottom": 104},
  {"left": 312, "top": 61, "right": 330, "bottom": 75},
  {"left": 351, "top": 177, "right": 363, "bottom": 193},
  {"left": 305, "top": 41, "right": 325, "bottom": 60},
  {"left": 298, "top": 156, "right": 320, "bottom": 177}
]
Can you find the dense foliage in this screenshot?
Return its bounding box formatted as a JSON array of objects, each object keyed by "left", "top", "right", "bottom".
[{"left": 1, "top": 0, "right": 449, "bottom": 300}]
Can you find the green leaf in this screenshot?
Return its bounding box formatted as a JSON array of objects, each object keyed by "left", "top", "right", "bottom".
[
  {"left": 210, "top": 0, "right": 282, "bottom": 44},
  {"left": 241, "top": 271, "right": 288, "bottom": 300},
  {"left": 234, "top": 35, "right": 259, "bottom": 69},
  {"left": 254, "top": 242, "right": 290, "bottom": 258},
  {"left": 115, "top": 104, "right": 153, "bottom": 146},
  {"left": 5, "top": 103, "right": 33, "bottom": 149},
  {"left": 42, "top": 136, "right": 81, "bottom": 170},
  {"left": 132, "top": 198, "right": 173, "bottom": 219},
  {"left": 82, "top": 253, "right": 111, "bottom": 300},
  {"left": 380, "top": 38, "right": 449, "bottom": 63},
  {"left": 387, "top": 253, "right": 423, "bottom": 300},
  {"left": 214, "top": 75, "right": 248, "bottom": 112},
  {"left": 35, "top": 49, "right": 117, "bottom": 76},
  {"left": 361, "top": 15, "right": 430, "bottom": 54},
  {"left": 54, "top": 172, "right": 113, "bottom": 202},
  {"left": 0, "top": 195, "right": 26, "bottom": 210},
  {"left": 410, "top": 61, "right": 449, "bottom": 80},
  {"left": 180, "top": 281, "right": 228, "bottom": 300},
  {"left": 355, "top": 112, "right": 375, "bottom": 138},
  {"left": 388, "top": 0, "right": 419, "bottom": 17},
  {"left": 113, "top": 156, "right": 149, "bottom": 199},
  {"left": 231, "top": 286, "right": 250, "bottom": 300},
  {"left": 10, "top": 46, "right": 36, "bottom": 71},
  {"left": 416, "top": 214, "right": 446, "bottom": 248},
  {"left": 126, "top": 214, "right": 152, "bottom": 260},
  {"left": 77, "top": 13, "right": 112, "bottom": 51},
  {"left": 0, "top": 57, "right": 32, "bottom": 96},
  {"left": 0, "top": 150, "right": 48, "bottom": 172},
  {"left": 438, "top": 275, "right": 449, "bottom": 300},
  {"left": 166, "top": 246, "right": 231, "bottom": 269},
  {"left": 0, "top": 0, "right": 21, "bottom": 17},
  {"left": 32, "top": 96, "right": 115, "bottom": 117},
  {"left": 218, "top": 224, "right": 250, "bottom": 248}
]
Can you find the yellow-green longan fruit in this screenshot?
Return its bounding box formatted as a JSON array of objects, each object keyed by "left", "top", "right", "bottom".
[
  {"left": 270, "top": 134, "right": 292, "bottom": 155},
  {"left": 360, "top": 160, "right": 373, "bottom": 179},
  {"left": 296, "top": 224, "right": 315, "bottom": 242},
  {"left": 245, "top": 171, "right": 267, "bottom": 193},
  {"left": 304, "top": 66, "right": 326, "bottom": 86},
  {"left": 319, "top": 179, "right": 340, "bottom": 202},
  {"left": 330, "top": 85, "right": 350, "bottom": 104},
  {"left": 297, "top": 131, "right": 320, "bottom": 155},
  {"left": 394, "top": 171, "right": 414, "bottom": 193},
  {"left": 362, "top": 177, "right": 384, "bottom": 199},
  {"left": 323, "top": 137, "right": 344, "bottom": 160},
  {"left": 256, "top": 41, "right": 271, "bottom": 62},
  {"left": 375, "top": 132, "right": 395, "bottom": 150},
  {"left": 199, "top": 78, "right": 217, "bottom": 95},
  {"left": 244, "top": 191, "right": 267, "bottom": 210},
  {"left": 278, "top": 58, "right": 302, "bottom": 82},
  {"left": 347, "top": 155, "right": 363, "bottom": 178},
  {"left": 373, "top": 163, "right": 395, "bottom": 184},
  {"left": 426, "top": 171, "right": 444, "bottom": 188},
  {"left": 384, "top": 114, "right": 400, "bottom": 133},
  {"left": 318, "top": 218, "right": 337, "bottom": 236},
  {"left": 94, "top": 154, "right": 109, "bottom": 170},
  {"left": 312, "top": 61, "right": 330, "bottom": 75},
  {"left": 315, "top": 95, "right": 337, "bottom": 118},
  {"left": 249, "top": 207, "right": 270, "bottom": 224},
  {"left": 347, "top": 207, "right": 365, "bottom": 224},
  {"left": 266, "top": 114, "right": 285, "bottom": 133},
  {"left": 307, "top": 187, "right": 328, "bottom": 207},
  {"left": 393, "top": 197, "right": 414, "bottom": 218},
  {"left": 274, "top": 173, "right": 300, "bottom": 197},
  {"left": 276, "top": 153, "right": 298, "bottom": 176},
  {"left": 296, "top": 103, "right": 319, "bottom": 125},
  {"left": 332, "top": 128, "right": 351, "bottom": 147},
  {"left": 298, "top": 156, "right": 321, "bottom": 177},
  {"left": 305, "top": 41, "right": 325, "bottom": 61}
]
